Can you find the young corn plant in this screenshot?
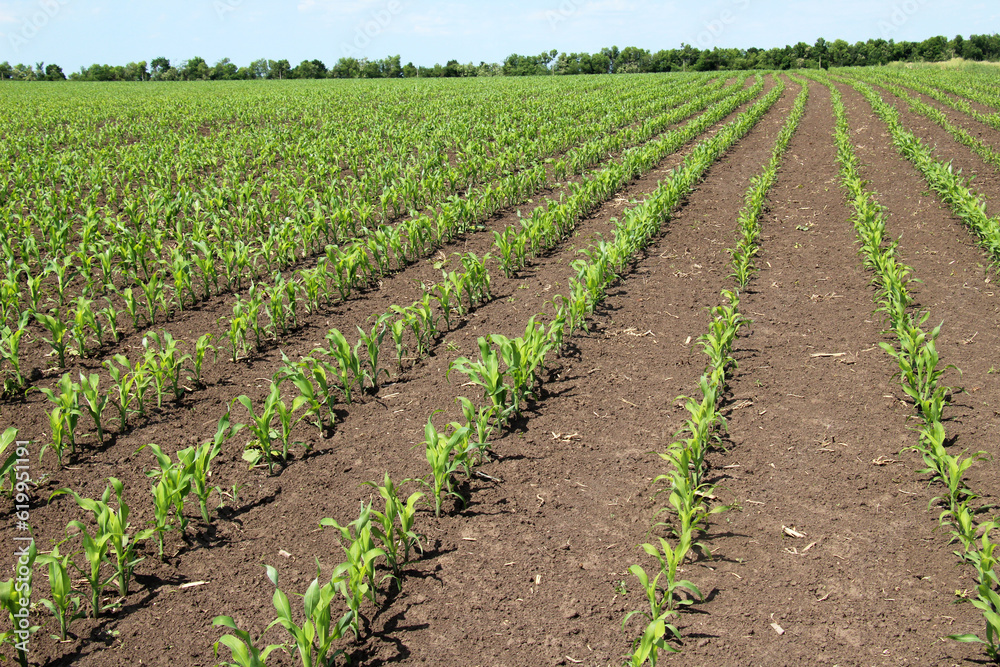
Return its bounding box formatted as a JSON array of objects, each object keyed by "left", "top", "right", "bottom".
[
  {"left": 949, "top": 521, "right": 1000, "bottom": 662},
  {"left": 322, "top": 504, "right": 386, "bottom": 643},
  {"left": 212, "top": 615, "right": 285, "bottom": 667},
  {"left": 364, "top": 473, "right": 424, "bottom": 582},
  {"left": 237, "top": 387, "right": 282, "bottom": 475},
  {"left": 192, "top": 333, "right": 217, "bottom": 388},
  {"left": 140, "top": 444, "right": 195, "bottom": 555},
  {"left": 0, "top": 539, "right": 37, "bottom": 667},
  {"left": 421, "top": 417, "right": 471, "bottom": 517},
  {"left": 144, "top": 330, "right": 193, "bottom": 403},
  {"left": 35, "top": 311, "right": 71, "bottom": 369},
  {"left": 0, "top": 428, "right": 26, "bottom": 499},
  {"left": 321, "top": 329, "right": 363, "bottom": 405},
  {"left": 448, "top": 338, "right": 511, "bottom": 425},
  {"left": 625, "top": 535, "right": 702, "bottom": 665},
  {"left": 262, "top": 565, "right": 351, "bottom": 667},
  {"left": 356, "top": 320, "right": 389, "bottom": 392},
  {"left": 276, "top": 353, "right": 325, "bottom": 435},
  {"left": 879, "top": 315, "right": 957, "bottom": 424},
  {"left": 37, "top": 544, "right": 84, "bottom": 641},
  {"left": 37, "top": 374, "right": 82, "bottom": 463},
  {"left": 65, "top": 520, "right": 114, "bottom": 618},
  {"left": 78, "top": 373, "right": 108, "bottom": 445},
  {"left": 0, "top": 324, "right": 28, "bottom": 395},
  {"left": 180, "top": 413, "right": 238, "bottom": 524}
]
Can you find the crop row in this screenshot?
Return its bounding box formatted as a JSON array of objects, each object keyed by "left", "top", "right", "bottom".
[
  {"left": 0, "top": 76, "right": 773, "bottom": 663},
  {"left": 810, "top": 71, "right": 1000, "bottom": 665},
  {"left": 834, "top": 75, "right": 1000, "bottom": 269},
  {"left": 209, "top": 76, "right": 785, "bottom": 665},
  {"left": 624, "top": 74, "right": 809, "bottom": 665},
  {"left": 0, "top": 76, "right": 738, "bottom": 391}
]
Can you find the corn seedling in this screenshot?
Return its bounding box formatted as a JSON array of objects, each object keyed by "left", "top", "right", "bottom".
[
  {"left": 364, "top": 473, "right": 424, "bottom": 581},
  {"left": 37, "top": 373, "right": 82, "bottom": 461},
  {"left": 949, "top": 521, "right": 1000, "bottom": 661},
  {"left": 212, "top": 615, "right": 285, "bottom": 667},
  {"left": 186, "top": 414, "right": 238, "bottom": 524},
  {"left": 0, "top": 324, "right": 27, "bottom": 395},
  {"left": 457, "top": 396, "right": 496, "bottom": 465},
  {"left": 321, "top": 328, "right": 363, "bottom": 405},
  {"left": 65, "top": 520, "right": 115, "bottom": 617},
  {"left": 37, "top": 544, "right": 84, "bottom": 641},
  {"left": 356, "top": 320, "right": 389, "bottom": 392},
  {"left": 237, "top": 387, "right": 282, "bottom": 475},
  {"left": 78, "top": 372, "right": 108, "bottom": 444},
  {"left": 420, "top": 416, "right": 471, "bottom": 517},
  {"left": 35, "top": 311, "right": 71, "bottom": 369},
  {"left": 276, "top": 353, "right": 325, "bottom": 434},
  {"left": 448, "top": 337, "right": 511, "bottom": 424},
  {"left": 263, "top": 565, "right": 350, "bottom": 667},
  {"left": 101, "top": 299, "right": 121, "bottom": 343},
  {"left": 0, "top": 428, "right": 27, "bottom": 499},
  {"left": 322, "top": 504, "right": 386, "bottom": 642},
  {"left": 389, "top": 317, "right": 406, "bottom": 371},
  {"left": 192, "top": 333, "right": 217, "bottom": 388},
  {"left": 140, "top": 443, "right": 195, "bottom": 553},
  {"left": 144, "top": 330, "right": 193, "bottom": 403}
]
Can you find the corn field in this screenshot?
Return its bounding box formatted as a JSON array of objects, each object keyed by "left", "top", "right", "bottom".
[{"left": 0, "top": 67, "right": 999, "bottom": 666}]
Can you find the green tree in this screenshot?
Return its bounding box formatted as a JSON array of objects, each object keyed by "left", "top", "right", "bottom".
[
  {"left": 181, "top": 56, "right": 210, "bottom": 80},
  {"left": 45, "top": 63, "right": 66, "bottom": 80},
  {"left": 267, "top": 59, "right": 291, "bottom": 79}
]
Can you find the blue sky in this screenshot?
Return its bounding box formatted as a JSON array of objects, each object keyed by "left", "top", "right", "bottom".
[{"left": 0, "top": 0, "right": 994, "bottom": 71}]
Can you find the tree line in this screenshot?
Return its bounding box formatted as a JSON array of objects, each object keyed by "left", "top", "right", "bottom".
[{"left": 3, "top": 34, "right": 999, "bottom": 82}]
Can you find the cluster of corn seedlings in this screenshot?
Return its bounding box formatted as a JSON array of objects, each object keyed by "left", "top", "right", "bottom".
[
  {"left": 850, "top": 70, "right": 1000, "bottom": 170},
  {"left": 490, "top": 76, "right": 769, "bottom": 281},
  {"left": 214, "top": 474, "right": 423, "bottom": 665},
  {"left": 136, "top": 413, "right": 237, "bottom": 555},
  {"left": 448, "top": 317, "right": 556, "bottom": 430},
  {"left": 813, "top": 73, "right": 1000, "bottom": 663},
  {"left": 46, "top": 477, "right": 154, "bottom": 624}
]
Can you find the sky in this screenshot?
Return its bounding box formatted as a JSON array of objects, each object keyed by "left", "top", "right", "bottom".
[{"left": 0, "top": 0, "right": 994, "bottom": 72}]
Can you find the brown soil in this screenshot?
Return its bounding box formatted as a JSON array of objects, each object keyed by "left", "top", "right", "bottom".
[{"left": 2, "top": 74, "right": 996, "bottom": 667}]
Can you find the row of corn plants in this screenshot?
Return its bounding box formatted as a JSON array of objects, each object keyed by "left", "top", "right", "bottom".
[
  {"left": 203, "top": 76, "right": 785, "bottom": 667},
  {"left": 874, "top": 68, "right": 1000, "bottom": 132},
  {"left": 846, "top": 69, "right": 1000, "bottom": 169},
  {"left": 0, "top": 77, "right": 709, "bottom": 392},
  {"left": 0, "top": 77, "right": 728, "bottom": 387},
  {"left": 33, "top": 330, "right": 216, "bottom": 467},
  {"left": 810, "top": 71, "right": 1000, "bottom": 664},
  {"left": 625, "top": 75, "right": 809, "bottom": 665},
  {"left": 833, "top": 74, "right": 1000, "bottom": 269},
  {"left": 493, "top": 75, "right": 767, "bottom": 279}
]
